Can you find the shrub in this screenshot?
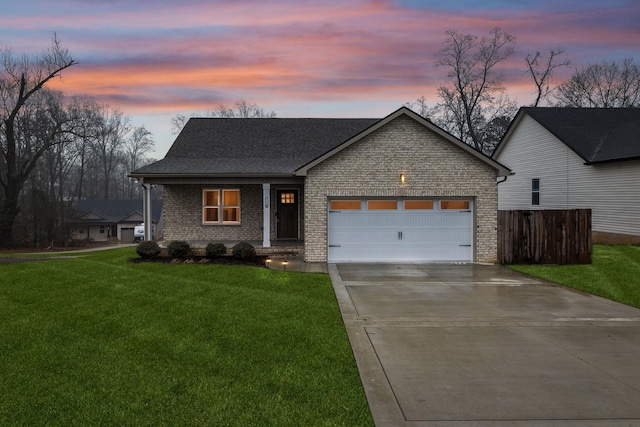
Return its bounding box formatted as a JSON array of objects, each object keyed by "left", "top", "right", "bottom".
[
  {"left": 205, "top": 242, "right": 227, "bottom": 259},
  {"left": 136, "top": 240, "right": 161, "bottom": 259},
  {"left": 167, "top": 240, "right": 191, "bottom": 259},
  {"left": 231, "top": 241, "right": 256, "bottom": 261}
]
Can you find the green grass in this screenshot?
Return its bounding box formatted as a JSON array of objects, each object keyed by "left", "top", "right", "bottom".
[
  {"left": 0, "top": 248, "right": 373, "bottom": 426},
  {"left": 510, "top": 244, "right": 640, "bottom": 309}
]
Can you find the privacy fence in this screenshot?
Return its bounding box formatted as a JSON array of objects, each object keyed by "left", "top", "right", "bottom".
[{"left": 497, "top": 209, "right": 592, "bottom": 265}]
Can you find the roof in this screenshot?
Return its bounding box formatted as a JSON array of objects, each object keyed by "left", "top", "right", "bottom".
[
  {"left": 131, "top": 117, "right": 379, "bottom": 177},
  {"left": 74, "top": 199, "right": 163, "bottom": 224},
  {"left": 131, "top": 107, "right": 511, "bottom": 178},
  {"left": 494, "top": 107, "right": 640, "bottom": 164}
]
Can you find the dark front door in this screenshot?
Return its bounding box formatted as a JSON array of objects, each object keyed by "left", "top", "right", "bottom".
[{"left": 277, "top": 190, "right": 299, "bottom": 239}]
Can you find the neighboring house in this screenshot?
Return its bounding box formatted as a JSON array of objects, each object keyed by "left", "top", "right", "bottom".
[
  {"left": 129, "top": 107, "right": 510, "bottom": 263},
  {"left": 72, "top": 199, "right": 163, "bottom": 242},
  {"left": 493, "top": 107, "right": 640, "bottom": 244}
]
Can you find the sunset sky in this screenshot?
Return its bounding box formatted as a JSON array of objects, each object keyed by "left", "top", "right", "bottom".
[{"left": 2, "top": 0, "right": 639, "bottom": 157}]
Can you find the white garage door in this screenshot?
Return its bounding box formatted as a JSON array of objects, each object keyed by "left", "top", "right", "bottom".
[{"left": 328, "top": 199, "right": 473, "bottom": 263}]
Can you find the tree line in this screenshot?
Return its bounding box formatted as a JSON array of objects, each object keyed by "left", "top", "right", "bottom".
[
  {"left": 2, "top": 31, "right": 639, "bottom": 248},
  {"left": 0, "top": 35, "right": 156, "bottom": 248},
  {"left": 408, "top": 27, "right": 640, "bottom": 155}
]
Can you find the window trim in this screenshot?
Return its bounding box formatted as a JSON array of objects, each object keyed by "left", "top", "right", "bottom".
[{"left": 203, "top": 189, "right": 240, "bottom": 225}]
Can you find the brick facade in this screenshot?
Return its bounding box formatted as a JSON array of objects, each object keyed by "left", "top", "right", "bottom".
[{"left": 304, "top": 115, "right": 499, "bottom": 263}]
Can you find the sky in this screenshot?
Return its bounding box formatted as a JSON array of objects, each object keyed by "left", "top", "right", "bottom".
[{"left": 1, "top": 0, "right": 639, "bottom": 157}]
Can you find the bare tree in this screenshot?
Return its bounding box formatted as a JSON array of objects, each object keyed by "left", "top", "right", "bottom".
[
  {"left": 0, "top": 35, "right": 77, "bottom": 247},
  {"left": 404, "top": 96, "right": 434, "bottom": 118},
  {"left": 555, "top": 58, "right": 640, "bottom": 107},
  {"left": 171, "top": 100, "right": 276, "bottom": 134},
  {"left": 525, "top": 48, "right": 571, "bottom": 106},
  {"left": 433, "top": 28, "right": 517, "bottom": 154},
  {"left": 91, "top": 107, "right": 130, "bottom": 199},
  {"left": 124, "top": 125, "right": 154, "bottom": 198}
]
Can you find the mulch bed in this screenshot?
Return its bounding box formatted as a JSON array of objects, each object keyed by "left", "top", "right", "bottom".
[{"left": 129, "top": 255, "right": 268, "bottom": 267}]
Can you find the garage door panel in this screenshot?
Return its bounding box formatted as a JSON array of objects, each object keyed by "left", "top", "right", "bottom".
[{"left": 328, "top": 200, "right": 473, "bottom": 263}]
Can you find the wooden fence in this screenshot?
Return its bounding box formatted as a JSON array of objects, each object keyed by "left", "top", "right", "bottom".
[{"left": 497, "top": 209, "right": 592, "bottom": 265}]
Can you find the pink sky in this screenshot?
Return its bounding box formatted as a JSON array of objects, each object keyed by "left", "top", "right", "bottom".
[{"left": 2, "top": 0, "right": 639, "bottom": 156}]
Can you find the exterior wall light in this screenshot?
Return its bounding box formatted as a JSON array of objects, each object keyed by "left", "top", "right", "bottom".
[{"left": 400, "top": 173, "right": 406, "bottom": 184}]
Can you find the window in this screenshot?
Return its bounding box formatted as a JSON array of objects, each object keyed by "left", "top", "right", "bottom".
[
  {"left": 99, "top": 226, "right": 105, "bottom": 234},
  {"left": 203, "top": 189, "right": 240, "bottom": 224},
  {"left": 404, "top": 200, "right": 434, "bottom": 210},
  {"left": 532, "top": 178, "right": 540, "bottom": 205},
  {"left": 367, "top": 200, "right": 397, "bottom": 210},
  {"left": 440, "top": 200, "right": 470, "bottom": 210},
  {"left": 280, "top": 192, "right": 295, "bottom": 204},
  {"left": 330, "top": 200, "right": 361, "bottom": 210}
]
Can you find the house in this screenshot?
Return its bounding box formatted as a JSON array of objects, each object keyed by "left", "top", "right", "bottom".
[
  {"left": 493, "top": 107, "right": 640, "bottom": 244},
  {"left": 72, "top": 199, "right": 163, "bottom": 242},
  {"left": 129, "top": 107, "right": 511, "bottom": 263}
]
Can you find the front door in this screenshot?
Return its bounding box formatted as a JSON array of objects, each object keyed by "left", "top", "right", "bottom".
[{"left": 277, "top": 190, "right": 299, "bottom": 239}]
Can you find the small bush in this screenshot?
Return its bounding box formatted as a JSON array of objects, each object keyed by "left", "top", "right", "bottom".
[
  {"left": 231, "top": 241, "right": 256, "bottom": 261},
  {"left": 136, "top": 241, "right": 161, "bottom": 259},
  {"left": 167, "top": 240, "right": 191, "bottom": 258},
  {"left": 205, "top": 242, "right": 227, "bottom": 259}
]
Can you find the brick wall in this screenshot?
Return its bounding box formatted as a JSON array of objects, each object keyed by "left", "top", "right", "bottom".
[
  {"left": 163, "top": 184, "right": 263, "bottom": 241},
  {"left": 304, "top": 115, "right": 499, "bottom": 263},
  {"left": 163, "top": 183, "right": 305, "bottom": 243}
]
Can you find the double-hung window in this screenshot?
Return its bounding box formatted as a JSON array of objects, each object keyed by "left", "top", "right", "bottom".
[{"left": 203, "top": 189, "right": 240, "bottom": 224}]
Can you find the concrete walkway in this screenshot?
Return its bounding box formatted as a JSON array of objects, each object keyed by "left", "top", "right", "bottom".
[{"left": 329, "top": 263, "right": 640, "bottom": 426}]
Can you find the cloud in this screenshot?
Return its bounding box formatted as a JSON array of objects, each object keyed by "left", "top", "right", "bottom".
[{"left": 3, "top": 0, "right": 639, "bottom": 157}]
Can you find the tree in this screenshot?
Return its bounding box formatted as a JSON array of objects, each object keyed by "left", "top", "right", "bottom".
[
  {"left": 91, "top": 107, "right": 130, "bottom": 200},
  {"left": 555, "top": 58, "right": 640, "bottom": 107},
  {"left": 433, "top": 28, "right": 517, "bottom": 154},
  {"left": 124, "top": 125, "right": 154, "bottom": 198},
  {"left": 171, "top": 100, "right": 276, "bottom": 134},
  {"left": 0, "top": 35, "right": 77, "bottom": 247},
  {"left": 525, "top": 48, "right": 571, "bottom": 107}
]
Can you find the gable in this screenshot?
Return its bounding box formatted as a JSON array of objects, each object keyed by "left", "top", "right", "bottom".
[
  {"left": 495, "top": 107, "right": 640, "bottom": 164},
  {"left": 78, "top": 211, "right": 106, "bottom": 221},
  {"left": 120, "top": 211, "right": 144, "bottom": 223},
  {"left": 296, "top": 107, "right": 511, "bottom": 177},
  {"left": 306, "top": 114, "right": 501, "bottom": 187}
]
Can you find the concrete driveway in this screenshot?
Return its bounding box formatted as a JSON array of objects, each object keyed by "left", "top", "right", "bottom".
[{"left": 329, "top": 263, "right": 640, "bottom": 426}]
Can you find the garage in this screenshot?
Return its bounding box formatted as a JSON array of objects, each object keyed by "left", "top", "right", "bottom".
[
  {"left": 328, "top": 198, "right": 473, "bottom": 263},
  {"left": 121, "top": 227, "right": 135, "bottom": 243}
]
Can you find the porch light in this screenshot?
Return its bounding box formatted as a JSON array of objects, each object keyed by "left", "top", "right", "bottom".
[{"left": 400, "top": 173, "right": 406, "bottom": 184}]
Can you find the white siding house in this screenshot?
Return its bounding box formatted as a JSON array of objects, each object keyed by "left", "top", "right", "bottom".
[{"left": 494, "top": 108, "right": 640, "bottom": 244}]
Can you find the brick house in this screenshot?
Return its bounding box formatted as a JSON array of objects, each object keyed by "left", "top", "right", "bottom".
[{"left": 129, "top": 107, "right": 510, "bottom": 263}]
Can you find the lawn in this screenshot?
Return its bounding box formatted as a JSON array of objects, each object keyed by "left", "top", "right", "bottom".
[
  {"left": 510, "top": 244, "right": 640, "bottom": 309},
  {"left": 0, "top": 248, "right": 373, "bottom": 426}
]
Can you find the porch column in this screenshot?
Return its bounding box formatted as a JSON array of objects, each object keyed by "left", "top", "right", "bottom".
[
  {"left": 142, "top": 181, "right": 153, "bottom": 241},
  {"left": 262, "top": 183, "right": 271, "bottom": 247}
]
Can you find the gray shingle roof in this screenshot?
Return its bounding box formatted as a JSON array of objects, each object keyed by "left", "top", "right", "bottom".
[
  {"left": 132, "top": 118, "right": 379, "bottom": 176},
  {"left": 75, "top": 199, "right": 163, "bottom": 223},
  {"left": 518, "top": 107, "right": 640, "bottom": 163}
]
